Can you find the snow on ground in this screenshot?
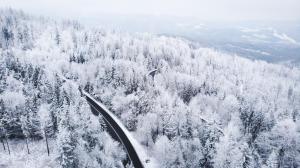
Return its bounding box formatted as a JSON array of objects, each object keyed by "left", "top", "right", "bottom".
[{"left": 0, "top": 140, "right": 58, "bottom": 168}]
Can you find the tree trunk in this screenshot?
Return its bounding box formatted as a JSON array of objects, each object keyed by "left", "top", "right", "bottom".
[
  {"left": 25, "top": 138, "right": 30, "bottom": 154},
  {"left": 1, "top": 139, "right": 5, "bottom": 151},
  {"left": 45, "top": 131, "right": 50, "bottom": 156},
  {"left": 5, "top": 138, "right": 10, "bottom": 155}
]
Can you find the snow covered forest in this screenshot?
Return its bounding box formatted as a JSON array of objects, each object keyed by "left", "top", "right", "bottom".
[{"left": 0, "top": 9, "right": 300, "bottom": 168}]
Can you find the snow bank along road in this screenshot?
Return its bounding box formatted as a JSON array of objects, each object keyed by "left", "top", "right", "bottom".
[{"left": 83, "top": 91, "right": 157, "bottom": 168}]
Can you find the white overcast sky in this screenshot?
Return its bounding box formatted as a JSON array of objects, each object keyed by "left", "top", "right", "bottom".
[{"left": 0, "top": 0, "right": 300, "bottom": 21}]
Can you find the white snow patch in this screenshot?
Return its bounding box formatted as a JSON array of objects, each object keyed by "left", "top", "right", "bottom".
[
  {"left": 273, "top": 30, "right": 299, "bottom": 45},
  {"left": 239, "top": 27, "right": 260, "bottom": 33},
  {"left": 0, "top": 140, "right": 58, "bottom": 168}
]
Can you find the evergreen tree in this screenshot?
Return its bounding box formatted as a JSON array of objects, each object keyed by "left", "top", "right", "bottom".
[
  {"left": 57, "top": 98, "right": 78, "bottom": 168},
  {"left": 24, "top": 95, "right": 42, "bottom": 139},
  {"left": 20, "top": 115, "right": 30, "bottom": 154},
  {"left": 49, "top": 74, "right": 63, "bottom": 135},
  {"left": 265, "top": 150, "right": 278, "bottom": 168}
]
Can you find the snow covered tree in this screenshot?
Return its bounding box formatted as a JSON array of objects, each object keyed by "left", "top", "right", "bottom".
[
  {"left": 57, "top": 99, "right": 79, "bottom": 168},
  {"left": 153, "top": 135, "right": 180, "bottom": 167},
  {"left": 20, "top": 115, "right": 30, "bottom": 154},
  {"left": 1, "top": 9, "right": 300, "bottom": 168},
  {"left": 38, "top": 104, "right": 52, "bottom": 156},
  {"left": 265, "top": 150, "right": 279, "bottom": 168},
  {"left": 269, "top": 119, "right": 299, "bottom": 168},
  {"left": 24, "top": 95, "right": 42, "bottom": 139},
  {"left": 49, "top": 74, "right": 63, "bottom": 135}
]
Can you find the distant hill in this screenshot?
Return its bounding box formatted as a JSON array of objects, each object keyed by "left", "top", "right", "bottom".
[
  {"left": 0, "top": 9, "right": 299, "bottom": 168},
  {"left": 82, "top": 14, "right": 300, "bottom": 66}
]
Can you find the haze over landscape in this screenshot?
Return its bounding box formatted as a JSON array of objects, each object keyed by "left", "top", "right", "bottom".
[
  {"left": 0, "top": 1, "right": 299, "bottom": 168},
  {"left": 2, "top": 0, "right": 300, "bottom": 65}
]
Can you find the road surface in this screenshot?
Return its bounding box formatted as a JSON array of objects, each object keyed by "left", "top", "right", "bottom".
[{"left": 83, "top": 91, "right": 147, "bottom": 168}]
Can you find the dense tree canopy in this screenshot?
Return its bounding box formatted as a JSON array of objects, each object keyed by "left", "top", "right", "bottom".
[{"left": 0, "top": 9, "right": 299, "bottom": 168}]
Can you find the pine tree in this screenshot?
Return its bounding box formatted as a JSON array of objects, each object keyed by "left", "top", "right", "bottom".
[
  {"left": 57, "top": 93, "right": 78, "bottom": 168},
  {"left": 24, "top": 96, "right": 42, "bottom": 139},
  {"left": 38, "top": 104, "right": 52, "bottom": 156},
  {"left": 265, "top": 150, "right": 278, "bottom": 168},
  {"left": 0, "top": 98, "right": 9, "bottom": 154},
  {"left": 49, "top": 74, "right": 62, "bottom": 135},
  {"left": 20, "top": 115, "right": 30, "bottom": 154}
]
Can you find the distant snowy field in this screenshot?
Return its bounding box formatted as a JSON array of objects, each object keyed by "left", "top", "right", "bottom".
[{"left": 85, "top": 15, "right": 300, "bottom": 65}]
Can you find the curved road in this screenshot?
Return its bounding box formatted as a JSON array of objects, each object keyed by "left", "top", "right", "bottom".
[{"left": 83, "top": 91, "right": 146, "bottom": 168}]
